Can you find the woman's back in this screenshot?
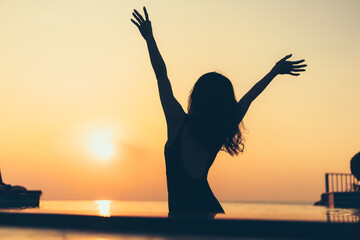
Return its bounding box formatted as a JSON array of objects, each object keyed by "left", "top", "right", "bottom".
[
  {"left": 182, "top": 120, "right": 219, "bottom": 179},
  {"left": 165, "top": 115, "right": 224, "bottom": 215}
]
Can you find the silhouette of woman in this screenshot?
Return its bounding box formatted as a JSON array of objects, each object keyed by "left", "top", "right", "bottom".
[{"left": 131, "top": 7, "right": 306, "bottom": 216}]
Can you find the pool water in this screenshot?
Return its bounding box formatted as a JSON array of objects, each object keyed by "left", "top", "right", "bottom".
[
  {"left": 0, "top": 226, "right": 307, "bottom": 240},
  {"left": 1, "top": 201, "right": 359, "bottom": 240}
]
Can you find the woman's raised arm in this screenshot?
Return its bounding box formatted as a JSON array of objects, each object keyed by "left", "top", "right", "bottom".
[
  {"left": 131, "top": 7, "right": 185, "bottom": 137},
  {"left": 236, "top": 54, "right": 307, "bottom": 123}
]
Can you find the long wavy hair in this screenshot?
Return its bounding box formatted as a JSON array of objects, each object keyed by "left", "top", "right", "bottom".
[{"left": 187, "top": 72, "right": 245, "bottom": 156}]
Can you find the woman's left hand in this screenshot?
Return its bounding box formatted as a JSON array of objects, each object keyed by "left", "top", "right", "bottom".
[{"left": 272, "top": 54, "right": 307, "bottom": 76}]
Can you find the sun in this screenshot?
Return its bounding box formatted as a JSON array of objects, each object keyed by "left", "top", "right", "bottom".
[
  {"left": 94, "top": 200, "right": 111, "bottom": 217},
  {"left": 86, "top": 129, "right": 115, "bottom": 160}
]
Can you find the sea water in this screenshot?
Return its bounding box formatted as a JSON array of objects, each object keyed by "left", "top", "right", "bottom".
[{"left": 2, "top": 200, "right": 359, "bottom": 222}]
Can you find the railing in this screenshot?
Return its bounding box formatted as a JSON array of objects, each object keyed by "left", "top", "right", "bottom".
[
  {"left": 325, "top": 173, "right": 360, "bottom": 193},
  {"left": 327, "top": 213, "right": 360, "bottom": 223}
]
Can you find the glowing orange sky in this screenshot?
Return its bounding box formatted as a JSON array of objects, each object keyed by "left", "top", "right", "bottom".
[{"left": 0, "top": 0, "right": 359, "bottom": 202}]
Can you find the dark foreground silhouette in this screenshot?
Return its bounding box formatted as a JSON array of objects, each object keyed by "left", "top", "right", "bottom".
[
  {"left": 0, "top": 169, "right": 26, "bottom": 192},
  {"left": 350, "top": 152, "right": 360, "bottom": 181},
  {"left": 0, "top": 169, "right": 41, "bottom": 209},
  {"left": 131, "top": 7, "right": 306, "bottom": 217}
]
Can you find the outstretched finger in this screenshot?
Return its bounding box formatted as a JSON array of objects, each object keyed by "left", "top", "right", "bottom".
[
  {"left": 132, "top": 13, "right": 142, "bottom": 25},
  {"left": 289, "top": 72, "right": 300, "bottom": 76},
  {"left": 134, "top": 9, "right": 145, "bottom": 22},
  {"left": 292, "top": 64, "right": 307, "bottom": 68},
  {"left": 143, "top": 7, "right": 149, "bottom": 21},
  {"left": 280, "top": 54, "right": 292, "bottom": 62},
  {"left": 131, "top": 19, "right": 140, "bottom": 28},
  {"left": 290, "top": 59, "right": 305, "bottom": 64},
  {"left": 291, "top": 68, "right": 306, "bottom": 72}
]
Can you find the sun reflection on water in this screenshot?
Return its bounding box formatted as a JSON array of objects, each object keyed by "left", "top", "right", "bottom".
[{"left": 94, "top": 200, "right": 111, "bottom": 217}]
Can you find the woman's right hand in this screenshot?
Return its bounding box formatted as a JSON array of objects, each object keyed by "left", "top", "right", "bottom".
[{"left": 131, "top": 7, "right": 153, "bottom": 41}]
